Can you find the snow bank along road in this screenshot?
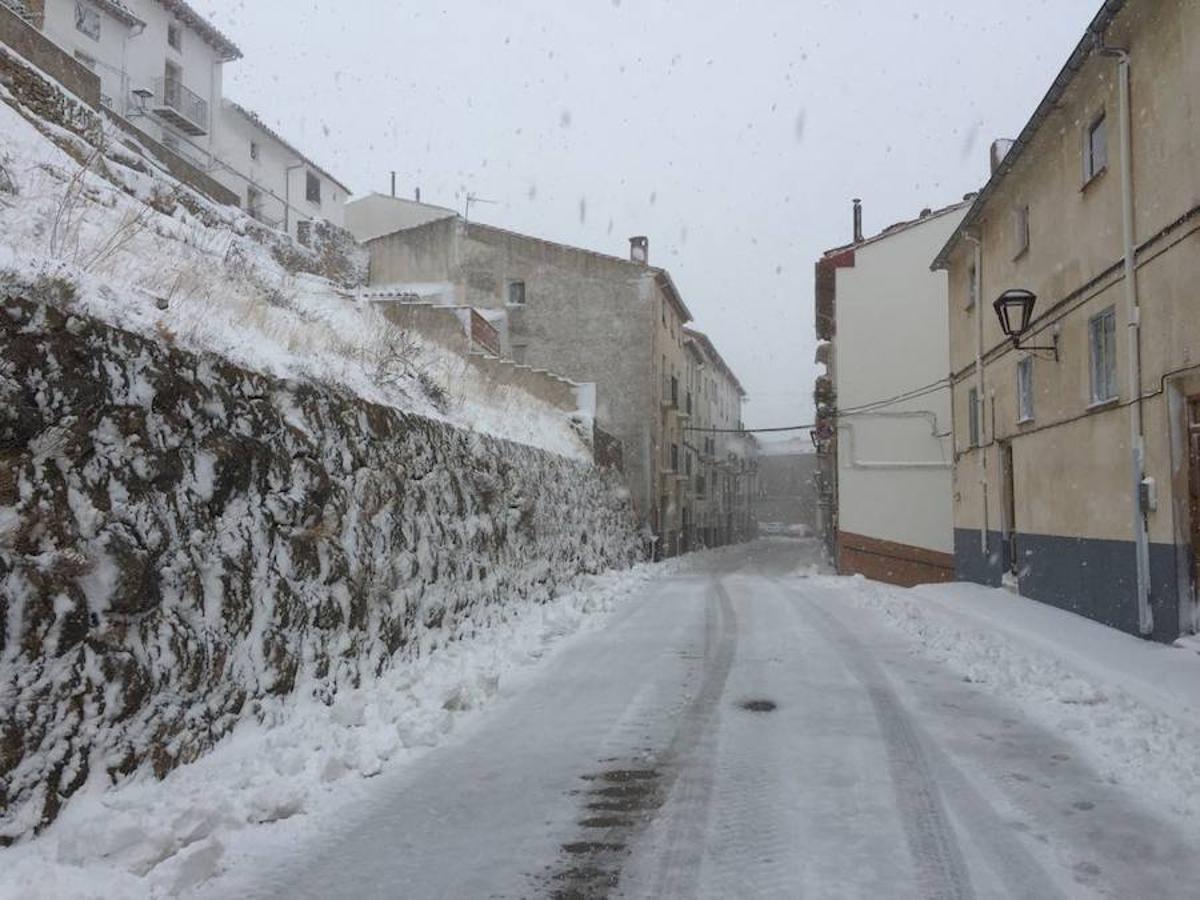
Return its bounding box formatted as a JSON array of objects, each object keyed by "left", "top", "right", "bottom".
[{"left": 234, "top": 540, "right": 1200, "bottom": 899}]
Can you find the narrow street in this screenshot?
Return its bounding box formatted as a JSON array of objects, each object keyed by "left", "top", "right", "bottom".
[{"left": 237, "top": 541, "right": 1200, "bottom": 899}]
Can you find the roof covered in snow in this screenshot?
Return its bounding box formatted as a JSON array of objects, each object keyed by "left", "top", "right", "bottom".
[
  {"left": 225, "top": 100, "right": 351, "bottom": 195},
  {"left": 155, "top": 0, "right": 242, "bottom": 61}
]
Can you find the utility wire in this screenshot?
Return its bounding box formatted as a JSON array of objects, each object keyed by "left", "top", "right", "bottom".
[{"left": 686, "top": 376, "right": 951, "bottom": 434}]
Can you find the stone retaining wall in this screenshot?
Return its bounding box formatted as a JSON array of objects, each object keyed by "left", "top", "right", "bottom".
[{"left": 0, "top": 285, "right": 640, "bottom": 843}]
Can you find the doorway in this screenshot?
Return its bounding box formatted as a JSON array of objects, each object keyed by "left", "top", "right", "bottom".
[{"left": 1000, "top": 441, "right": 1017, "bottom": 574}]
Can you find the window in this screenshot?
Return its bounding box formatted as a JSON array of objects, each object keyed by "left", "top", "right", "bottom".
[
  {"left": 670, "top": 443, "right": 679, "bottom": 472},
  {"left": 1012, "top": 204, "right": 1030, "bottom": 258},
  {"left": 966, "top": 261, "right": 977, "bottom": 308},
  {"left": 1089, "top": 307, "right": 1118, "bottom": 403},
  {"left": 168, "top": 22, "right": 183, "bottom": 52},
  {"left": 967, "top": 387, "right": 980, "bottom": 447},
  {"left": 246, "top": 186, "right": 262, "bottom": 220},
  {"left": 1084, "top": 114, "right": 1107, "bottom": 183},
  {"left": 305, "top": 171, "right": 321, "bottom": 205},
  {"left": 507, "top": 281, "right": 526, "bottom": 305},
  {"left": 249, "top": 141, "right": 259, "bottom": 161},
  {"left": 1016, "top": 357, "right": 1034, "bottom": 422},
  {"left": 75, "top": 2, "right": 100, "bottom": 40}
]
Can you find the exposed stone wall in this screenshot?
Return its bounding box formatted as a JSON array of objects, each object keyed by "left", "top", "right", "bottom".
[
  {"left": 0, "top": 286, "right": 640, "bottom": 843},
  {"left": 0, "top": 5, "right": 98, "bottom": 107}
]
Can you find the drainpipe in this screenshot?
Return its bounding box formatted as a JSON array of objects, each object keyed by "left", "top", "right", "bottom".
[
  {"left": 965, "top": 233, "right": 987, "bottom": 555},
  {"left": 284, "top": 161, "right": 306, "bottom": 236},
  {"left": 1099, "top": 43, "right": 1152, "bottom": 636}
]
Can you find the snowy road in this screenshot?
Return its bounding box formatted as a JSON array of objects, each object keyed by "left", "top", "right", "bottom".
[{"left": 241, "top": 541, "right": 1200, "bottom": 899}]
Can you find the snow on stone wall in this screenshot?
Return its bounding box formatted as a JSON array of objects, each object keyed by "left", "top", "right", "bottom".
[{"left": 0, "top": 289, "right": 641, "bottom": 844}]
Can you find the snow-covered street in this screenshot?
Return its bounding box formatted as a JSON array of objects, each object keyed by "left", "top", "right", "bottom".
[{"left": 181, "top": 539, "right": 1199, "bottom": 899}]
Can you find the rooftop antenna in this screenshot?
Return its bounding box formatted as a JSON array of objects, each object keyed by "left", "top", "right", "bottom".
[{"left": 464, "top": 192, "right": 497, "bottom": 221}]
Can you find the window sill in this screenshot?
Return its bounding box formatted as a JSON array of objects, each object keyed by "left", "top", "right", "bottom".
[
  {"left": 1087, "top": 396, "right": 1120, "bottom": 411},
  {"left": 1016, "top": 415, "right": 1035, "bottom": 426},
  {"left": 1081, "top": 166, "right": 1107, "bottom": 192}
]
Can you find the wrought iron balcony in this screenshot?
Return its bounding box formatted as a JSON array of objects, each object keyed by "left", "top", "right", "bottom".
[{"left": 149, "top": 77, "right": 209, "bottom": 136}]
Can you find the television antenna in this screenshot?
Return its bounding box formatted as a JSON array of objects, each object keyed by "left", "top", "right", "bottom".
[{"left": 464, "top": 192, "right": 497, "bottom": 221}]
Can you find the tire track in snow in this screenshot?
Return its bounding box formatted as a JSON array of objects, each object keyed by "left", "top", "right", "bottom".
[
  {"left": 797, "top": 592, "right": 975, "bottom": 900},
  {"left": 535, "top": 576, "right": 737, "bottom": 898}
]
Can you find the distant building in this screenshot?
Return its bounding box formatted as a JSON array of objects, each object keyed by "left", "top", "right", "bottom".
[
  {"left": 362, "top": 218, "right": 753, "bottom": 555},
  {"left": 755, "top": 440, "right": 819, "bottom": 533},
  {"left": 345, "top": 194, "right": 459, "bottom": 244},
  {"left": 933, "top": 0, "right": 1199, "bottom": 641},
  {"left": 814, "top": 198, "right": 968, "bottom": 586},
  {"left": 685, "top": 328, "right": 754, "bottom": 548}
]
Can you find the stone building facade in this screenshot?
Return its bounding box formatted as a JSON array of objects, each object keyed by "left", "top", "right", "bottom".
[
  {"left": 685, "top": 328, "right": 755, "bottom": 548},
  {"left": 363, "top": 219, "right": 711, "bottom": 552},
  {"left": 933, "top": 0, "right": 1199, "bottom": 640}
]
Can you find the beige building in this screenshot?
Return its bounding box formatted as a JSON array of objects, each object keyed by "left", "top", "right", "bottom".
[{"left": 933, "top": 0, "right": 1199, "bottom": 640}]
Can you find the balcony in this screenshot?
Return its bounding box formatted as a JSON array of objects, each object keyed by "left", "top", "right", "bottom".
[{"left": 148, "top": 77, "right": 209, "bottom": 136}]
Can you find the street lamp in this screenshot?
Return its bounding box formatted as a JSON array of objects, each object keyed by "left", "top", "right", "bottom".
[{"left": 993, "top": 288, "right": 1059, "bottom": 360}]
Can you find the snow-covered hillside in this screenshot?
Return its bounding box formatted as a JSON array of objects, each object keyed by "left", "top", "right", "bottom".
[{"left": 0, "top": 53, "right": 587, "bottom": 460}]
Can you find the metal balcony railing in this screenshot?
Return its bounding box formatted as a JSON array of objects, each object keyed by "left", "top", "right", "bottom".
[{"left": 150, "top": 77, "right": 209, "bottom": 136}]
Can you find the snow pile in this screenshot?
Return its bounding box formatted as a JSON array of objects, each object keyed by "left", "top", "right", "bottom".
[
  {"left": 0, "top": 61, "right": 585, "bottom": 459},
  {"left": 0, "top": 560, "right": 679, "bottom": 898},
  {"left": 815, "top": 575, "right": 1200, "bottom": 829}
]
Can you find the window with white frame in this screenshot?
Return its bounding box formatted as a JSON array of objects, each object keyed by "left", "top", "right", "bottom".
[
  {"left": 966, "top": 261, "right": 977, "bottom": 308},
  {"left": 305, "top": 171, "right": 321, "bottom": 205},
  {"left": 168, "top": 22, "right": 183, "bottom": 52},
  {"left": 1012, "top": 204, "right": 1030, "bottom": 258},
  {"left": 1089, "top": 306, "right": 1118, "bottom": 403},
  {"left": 967, "top": 386, "right": 980, "bottom": 447},
  {"left": 1084, "top": 114, "right": 1107, "bottom": 183},
  {"left": 507, "top": 281, "right": 526, "bottom": 305},
  {"left": 75, "top": 2, "right": 100, "bottom": 40},
  {"left": 1016, "top": 356, "right": 1034, "bottom": 422}
]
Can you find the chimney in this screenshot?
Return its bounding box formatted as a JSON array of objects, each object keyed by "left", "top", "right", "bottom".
[
  {"left": 852, "top": 198, "right": 863, "bottom": 243},
  {"left": 990, "top": 139, "right": 1016, "bottom": 174},
  {"left": 629, "top": 235, "right": 649, "bottom": 265},
  {"left": 390, "top": 171, "right": 396, "bottom": 198},
  {"left": 415, "top": 187, "right": 421, "bottom": 202}
]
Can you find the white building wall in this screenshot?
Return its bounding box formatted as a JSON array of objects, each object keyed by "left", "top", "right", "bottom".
[
  {"left": 42, "top": 0, "right": 227, "bottom": 159},
  {"left": 834, "top": 206, "right": 967, "bottom": 556},
  {"left": 344, "top": 194, "right": 458, "bottom": 243},
  {"left": 126, "top": 0, "right": 224, "bottom": 157},
  {"left": 211, "top": 103, "right": 348, "bottom": 239},
  {"left": 41, "top": 0, "right": 131, "bottom": 107}
]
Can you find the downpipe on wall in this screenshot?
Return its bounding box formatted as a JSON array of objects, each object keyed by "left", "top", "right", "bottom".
[
  {"left": 966, "top": 234, "right": 987, "bottom": 556},
  {"left": 1100, "top": 41, "right": 1153, "bottom": 636}
]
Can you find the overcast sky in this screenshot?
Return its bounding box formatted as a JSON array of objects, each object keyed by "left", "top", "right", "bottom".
[{"left": 196, "top": 0, "right": 1098, "bottom": 440}]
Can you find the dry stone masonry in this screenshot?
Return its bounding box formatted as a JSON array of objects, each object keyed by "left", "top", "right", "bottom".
[{"left": 0, "top": 284, "right": 640, "bottom": 842}]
